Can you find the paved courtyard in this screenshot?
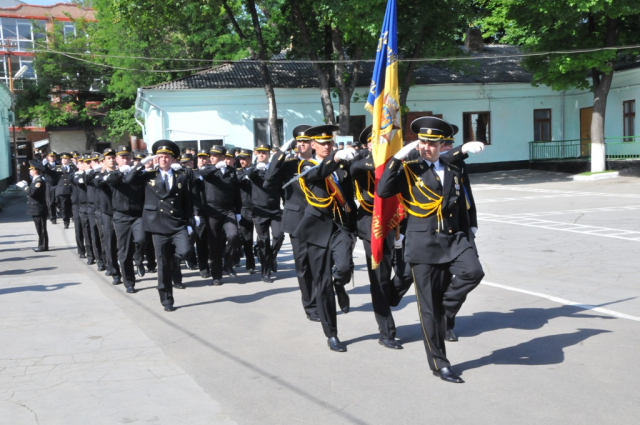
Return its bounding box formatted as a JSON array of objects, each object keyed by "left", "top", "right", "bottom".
[{"left": 1, "top": 169, "right": 639, "bottom": 424}]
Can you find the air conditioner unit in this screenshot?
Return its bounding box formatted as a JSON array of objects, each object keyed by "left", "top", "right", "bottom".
[{"left": 7, "top": 111, "right": 15, "bottom": 125}]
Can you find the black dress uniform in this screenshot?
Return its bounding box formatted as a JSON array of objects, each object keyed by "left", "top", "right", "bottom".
[
  {"left": 72, "top": 157, "right": 95, "bottom": 264},
  {"left": 42, "top": 153, "right": 59, "bottom": 223},
  {"left": 123, "top": 140, "right": 194, "bottom": 310},
  {"left": 199, "top": 146, "right": 242, "bottom": 285},
  {"left": 236, "top": 149, "right": 256, "bottom": 273},
  {"left": 350, "top": 125, "right": 412, "bottom": 349},
  {"left": 84, "top": 153, "right": 105, "bottom": 270},
  {"left": 377, "top": 116, "right": 484, "bottom": 383},
  {"left": 53, "top": 153, "right": 76, "bottom": 228},
  {"left": 23, "top": 160, "right": 49, "bottom": 251},
  {"left": 264, "top": 125, "right": 317, "bottom": 319},
  {"left": 105, "top": 146, "right": 146, "bottom": 293},
  {"left": 191, "top": 151, "right": 211, "bottom": 278},
  {"left": 246, "top": 143, "right": 284, "bottom": 282},
  {"left": 292, "top": 125, "right": 358, "bottom": 351}
]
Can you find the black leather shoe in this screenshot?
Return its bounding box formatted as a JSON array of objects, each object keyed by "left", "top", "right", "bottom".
[
  {"left": 64, "top": 223, "right": 69, "bottom": 229},
  {"left": 97, "top": 265, "right": 106, "bottom": 272},
  {"left": 379, "top": 338, "right": 403, "bottom": 350},
  {"left": 224, "top": 267, "right": 237, "bottom": 278},
  {"left": 51, "top": 219, "right": 57, "bottom": 224},
  {"left": 445, "top": 329, "right": 458, "bottom": 342},
  {"left": 335, "top": 285, "right": 350, "bottom": 314},
  {"left": 327, "top": 336, "right": 347, "bottom": 352},
  {"left": 212, "top": 279, "right": 222, "bottom": 286},
  {"left": 112, "top": 276, "right": 122, "bottom": 285},
  {"left": 434, "top": 367, "right": 464, "bottom": 384},
  {"left": 247, "top": 268, "right": 257, "bottom": 275},
  {"left": 126, "top": 287, "right": 137, "bottom": 294},
  {"left": 271, "top": 258, "right": 278, "bottom": 273},
  {"left": 164, "top": 305, "right": 176, "bottom": 312},
  {"left": 261, "top": 275, "right": 271, "bottom": 283},
  {"left": 306, "top": 312, "right": 321, "bottom": 322},
  {"left": 200, "top": 269, "right": 211, "bottom": 279},
  {"left": 137, "top": 266, "right": 145, "bottom": 278},
  {"left": 146, "top": 266, "right": 157, "bottom": 273},
  {"left": 33, "top": 247, "right": 47, "bottom": 252},
  {"left": 105, "top": 269, "right": 113, "bottom": 276},
  {"left": 86, "top": 258, "right": 96, "bottom": 265},
  {"left": 173, "top": 283, "right": 186, "bottom": 289},
  {"left": 79, "top": 253, "right": 86, "bottom": 259}
]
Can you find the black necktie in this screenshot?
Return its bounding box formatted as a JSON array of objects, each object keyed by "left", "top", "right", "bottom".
[
  {"left": 429, "top": 163, "right": 441, "bottom": 185},
  {"left": 163, "top": 173, "right": 169, "bottom": 191}
]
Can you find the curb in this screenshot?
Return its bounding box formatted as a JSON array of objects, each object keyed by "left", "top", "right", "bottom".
[{"left": 573, "top": 171, "right": 619, "bottom": 181}]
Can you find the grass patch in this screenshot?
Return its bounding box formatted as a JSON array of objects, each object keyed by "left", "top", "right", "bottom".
[{"left": 577, "top": 170, "right": 617, "bottom": 176}]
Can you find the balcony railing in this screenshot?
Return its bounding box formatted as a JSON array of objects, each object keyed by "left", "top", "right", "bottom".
[{"left": 529, "top": 136, "right": 640, "bottom": 161}]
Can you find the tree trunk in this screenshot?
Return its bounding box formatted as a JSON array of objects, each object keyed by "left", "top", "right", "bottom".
[
  {"left": 291, "top": 3, "right": 335, "bottom": 125},
  {"left": 247, "top": 0, "right": 280, "bottom": 147},
  {"left": 399, "top": 24, "right": 427, "bottom": 131},
  {"left": 591, "top": 70, "right": 613, "bottom": 172},
  {"left": 83, "top": 122, "right": 97, "bottom": 152},
  {"left": 331, "top": 28, "right": 362, "bottom": 136}
]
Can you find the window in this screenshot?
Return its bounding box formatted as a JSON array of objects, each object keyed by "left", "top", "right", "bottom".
[
  {"left": 463, "top": 112, "right": 490, "bottom": 145},
  {"left": 0, "top": 57, "right": 36, "bottom": 89},
  {"left": 623, "top": 100, "right": 635, "bottom": 142},
  {"left": 534, "top": 109, "right": 552, "bottom": 141},
  {"left": 253, "top": 118, "right": 284, "bottom": 148},
  {"left": 200, "top": 139, "right": 224, "bottom": 151},
  {"left": 63, "top": 23, "right": 76, "bottom": 40},
  {"left": 0, "top": 18, "right": 44, "bottom": 52},
  {"left": 404, "top": 111, "right": 444, "bottom": 141},
  {"left": 336, "top": 115, "right": 366, "bottom": 139}
]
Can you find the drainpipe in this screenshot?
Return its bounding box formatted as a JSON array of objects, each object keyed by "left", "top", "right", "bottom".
[{"left": 136, "top": 88, "right": 166, "bottom": 140}]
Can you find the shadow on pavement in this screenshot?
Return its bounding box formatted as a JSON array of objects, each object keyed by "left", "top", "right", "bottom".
[
  {"left": 0, "top": 255, "right": 52, "bottom": 263},
  {"left": 0, "top": 234, "right": 30, "bottom": 238},
  {"left": 456, "top": 328, "right": 611, "bottom": 374},
  {"left": 178, "top": 286, "right": 299, "bottom": 309},
  {"left": 0, "top": 267, "right": 57, "bottom": 276},
  {"left": 0, "top": 282, "right": 81, "bottom": 295},
  {"left": 472, "top": 170, "right": 574, "bottom": 185}
]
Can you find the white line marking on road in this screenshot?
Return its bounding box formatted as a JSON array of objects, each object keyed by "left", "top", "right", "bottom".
[
  {"left": 474, "top": 185, "right": 640, "bottom": 200},
  {"left": 493, "top": 205, "right": 640, "bottom": 218},
  {"left": 482, "top": 281, "right": 640, "bottom": 322},
  {"left": 479, "top": 213, "right": 640, "bottom": 241}
]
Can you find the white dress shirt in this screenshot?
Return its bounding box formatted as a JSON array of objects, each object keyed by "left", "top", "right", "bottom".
[{"left": 159, "top": 169, "right": 174, "bottom": 191}]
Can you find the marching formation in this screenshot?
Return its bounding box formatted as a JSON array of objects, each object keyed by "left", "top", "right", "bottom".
[{"left": 17, "top": 117, "right": 485, "bottom": 383}]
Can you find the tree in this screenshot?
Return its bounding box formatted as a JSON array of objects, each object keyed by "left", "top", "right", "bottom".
[{"left": 478, "top": 0, "right": 640, "bottom": 172}]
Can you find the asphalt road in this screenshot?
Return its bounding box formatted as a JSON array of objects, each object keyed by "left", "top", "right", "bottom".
[{"left": 1, "top": 169, "right": 639, "bottom": 425}]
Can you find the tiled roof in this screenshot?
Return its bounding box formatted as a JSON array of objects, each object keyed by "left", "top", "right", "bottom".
[{"left": 145, "top": 45, "right": 535, "bottom": 91}]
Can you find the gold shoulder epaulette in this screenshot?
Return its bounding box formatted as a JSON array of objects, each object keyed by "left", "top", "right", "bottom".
[
  {"left": 285, "top": 157, "right": 298, "bottom": 162},
  {"left": 403, "top": 159, "right": 419, "bottom": 165}
]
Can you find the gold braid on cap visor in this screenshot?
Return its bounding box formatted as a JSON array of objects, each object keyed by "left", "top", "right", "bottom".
[
  {"left": 312, "top": 134, "right": 334, "bottom": 141},
  {"left": 417, "top": 133, "right": 445, "bottom": 141},
  {"left": 116, "top": 150, "right": 131, "bottom": 155},
  {"left": 295, "top": 135, "right": 312, "bottom": 140},
  {"left": 156, "top": 148, "right": 175, "bottom": 155}
]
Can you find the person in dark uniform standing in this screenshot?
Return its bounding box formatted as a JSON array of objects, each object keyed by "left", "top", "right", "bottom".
[
  {"left": 104, "top": 146, "right": 146, "bottom": 293},
  {"left": 264, "top": 125, "right": 319, "bottom": 321},
  {"left": 53, "top": 152, "right": 76, "bottom": 229},
  {"left": 90, "top": 149, "right": 123, "bottom": 285},
  {"left": 123, "top": 140, "right": 195, "bottom": 311},
  {"left": 84, "top": 153, "right": 105, "bottom": 270},
  {"left": 246, "top": 143, "right": 284, "bottom": 282},
  {"left": 72, "top": 156, "right": 95, "bottom": 263},
  {"left": 236, "top": 148, "right": 257, "bottom": 274},
  {"left": 199, "top": 145, "right": 242, "bottom": 285},
  {"left": 17, "top": 160, "right": 49, "bottom": 251},
  {"left": 42, "top": 151, "right": 59, "bottom": 224},
  {"left": 293, "top": 125, "right": 359, "bottom": 352},
  {"left": 192, "top": 149, "right": 211, "bottom": 278},
  {"left": 377, "top": 116, "right": 485, "bottom": 383},
  {"left": 350, "top": 125, "right": 413, "bottom": 350}
]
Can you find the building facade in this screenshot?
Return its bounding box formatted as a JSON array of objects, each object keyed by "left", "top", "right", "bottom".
[{"left": 0, "top": 80, "right": 13, "bottom": 191}]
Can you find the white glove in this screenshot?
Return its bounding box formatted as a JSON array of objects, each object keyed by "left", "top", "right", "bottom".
[
  {"left": 187, "top": 225, "right": 193, "bottom": 235},
  {"left": 75, "top": 170, "right": 83, "bottom": 176},
  {"left": 215, "top": 161, "right": 226, "bottom": 170},
  {"left": 78, "top": 178, "right": 84, "bottom": 184},
  {"left": 235, "top": 214, "right": 242, "bottom": 223},
  {"left": 280, "top": 137, "right": 295, "bottom": 152},
  {"left": 471, "top": 227, "right": 478, "bottom": 235},
  {"left": 93, "top": 165, "right": 102, "bottom": 172},
  {"left": 256, "top": 162, "right": 267, "bottom": 171},
  {"left": 394, "top": 141, "right": 420, "bottom": 160},
  {"left": 141, "top": 155, "right": 156, "bottom": 165},
  {"left": 394, "top": 233, "right": 405, "bottom": 249},
  {"left": 16, "top": 180, "right": 28, "bottom": 189},
  {"left": 194, "top": 216, "right": 201, "bottom": 227},
  {"left": 119, "top": 165, "right": 131, "bottom": 174},
  {"left": 335, "top": 148, "right": 357, "bottom": 161},
  {"left": 171, "top": 163, "right": 182, "bottom": 171},
  {"left": 462, "top": 141, "right": 485, "bottom": 154},
  {"left": 42, "top": 159, "right": 48, "bottom": 165}
]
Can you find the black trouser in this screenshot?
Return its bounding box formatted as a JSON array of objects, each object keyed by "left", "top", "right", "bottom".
[
  {"left": 78, "top": 209, "right": 94, "bottom": 260},
  {"left": 56, "top": 194, "right": 72, "bottom": 224},
  {"left": 207, "top": 213, "right": 239, "bottom": 280},
  {"left": 194, "top": 219, "right": 210, "bottom": 272},
  {"left": 290, "top": 234, "right": 316, "bottom": 315},
  {"left": 113, "top": 212, "right": 144, "bottom": 289},
  {"left": 411, "top": 248, "right": 484, "bottom": 371},
  {"left": 238, "top": 209, "right": 255, "bottom": 270},
  {"left": 306, "top": 224, "right": 354, "bottom": 338},
  {"left": 253, "top": 211, "right": 284, "bottom": 279},
  {"left": 73, "top": 204, "right": 85, "bottom": 256},
  {"left": 100, "top": 212, "right": 121, "bottom": 277},
  {"left": 144, "top": 232, "right": 157, "bottom": 271},
  {"left": 152, "top": 229, "right": 192, "bottom": 307},
  {"left": 87, "top": 208, "right": 103, "bottom": 267},
  {"left": 362, "top": 236, "right": 397, "bottom": 340},
  {"left": 46, "top": 188, "right": 57, "bottom": 221},
  {"left": 443, "top": 255, "right": 482, "bottom": 330},
  {"left": 32, "top": 215, "right": 48, "bottom": 250}
]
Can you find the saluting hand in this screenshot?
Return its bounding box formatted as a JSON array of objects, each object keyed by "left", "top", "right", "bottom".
[
  {"left": 256, "top": 162, "right": 267, "bottom": 171},
  {"left": 393, "top": 141, "right": 420, "bottom": 160},
  {"left": 280, "top": 138, "right": 295, "bottom": 152},
  {"left": 334, "top": 148, "right": 357, "bottom": 162},
  {"left": 462, "top": 141, "right": 485, "bottom": 154}
]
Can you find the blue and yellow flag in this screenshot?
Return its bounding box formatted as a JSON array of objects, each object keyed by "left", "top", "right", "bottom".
[{"left": 365, "top": 0, "right": 405, "bottom": 269}]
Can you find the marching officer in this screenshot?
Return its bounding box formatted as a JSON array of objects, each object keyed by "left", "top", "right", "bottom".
[
  {"left": 377, "top": 116, "right": 484, "bottom": 383},
  {"left": 236, "top": 148, "right": 257, "bottom": 274},
  {"left": 53, "top": 152, "right": 77, "bottom": 229},
  {"left": 16, "top": 160, "right": 49, "bottom": 252},
  {"left": 72, "top": 156, "right": 95, "bottom": 263},
  {"left": 199, "top": 145, "right": 242, "bottom": 285},
  {"left": 42, "top": 151, "right": 59, "bottom": 224},
  {"left": 246, "top": 143, "right": 284, "bottom": 282},
  {"left": 123, "top": 140, "right": 195, "bottom": 311},
  {"left": 192, "top": 149, "right": 211, "bottom": 278},
  {"left": 85, "top": 153, "right": 106, "bottom": 271},
  {"left": 264, "top": 125, "right": 319, "bottom": 321},
  {"left": 293, "top": 125, "right": 359, "bottom": 352}
]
